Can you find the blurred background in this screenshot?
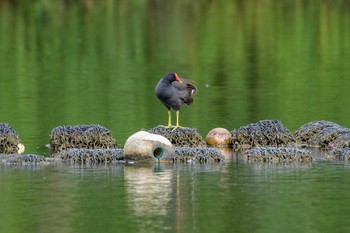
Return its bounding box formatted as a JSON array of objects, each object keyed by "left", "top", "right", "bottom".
[{"left": 0, "top": 0, "right": 349, "bottom": 154}]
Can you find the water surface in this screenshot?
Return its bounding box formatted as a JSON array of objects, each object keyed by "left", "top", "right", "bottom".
[{"left": 2, "top": 160, "right": 350, "bottom": 233}]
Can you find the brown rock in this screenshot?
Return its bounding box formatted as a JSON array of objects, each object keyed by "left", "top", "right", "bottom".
[{"left": 205, "top": 128, "right": 232, "bottom": 147}]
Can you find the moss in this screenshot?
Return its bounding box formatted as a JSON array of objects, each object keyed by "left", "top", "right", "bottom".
[
  {"left": 295, "top": 121, "right": 350, "bottom": 148},
  {"left": 331, "top": 148, "right": 350, "bottom": 162},
  {"left": 57, "top": 148, "right": 124, "bottom": 164},
  {"left": 0, "top": 149, "right": 124, "bottom": 165},
  {"left": 49, "top": 124, "right": 118, "bottom": 154},
  {"left": 295, "top": 121, "right": 340, "bottom": 145},
  {"left": 231, "top": 120, "right": 296, "bottom": 149},
  {"left": 173, "top": 147, "right": 225, "bottom": 163},
  {"left": 243, "top": 147, "right": 312, "bottom": 163},
  {"left": 147, "top": 126, "right": 206, "bottom": 147},
  {"left": 0, "top": 123, "right": 22, "bottom": 154},
  {"left": 0, "top": 154, "right": 48, "bottom": 164}
]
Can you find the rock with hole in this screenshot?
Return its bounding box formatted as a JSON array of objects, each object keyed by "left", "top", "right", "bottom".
[{"left": 124, "top": 131, "right": 174, "bottom": 162}]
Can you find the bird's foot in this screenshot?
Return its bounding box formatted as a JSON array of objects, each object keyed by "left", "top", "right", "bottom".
[
  {"left": 157, "top": 124, "right": 176, "bottom": 129},
  {"left": 171, "top": 125, "right": 184, "bottom": 131}
]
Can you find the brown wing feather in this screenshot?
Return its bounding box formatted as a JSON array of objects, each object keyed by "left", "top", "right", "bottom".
[{"left": 172, "top": 77, "right": 197, "bottom": 105}]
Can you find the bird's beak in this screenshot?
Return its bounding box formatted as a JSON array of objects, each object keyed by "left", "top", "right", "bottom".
[{"left": 175, "top": 73, "right": 182, "bottom": 83}]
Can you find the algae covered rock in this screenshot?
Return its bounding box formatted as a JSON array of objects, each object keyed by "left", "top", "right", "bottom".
[
  {"left": 49, "top": 124, "right": 117, "bottom": 154},
  {"left": 0, "top": 123, "right": 25, "bottom": 154},
  {"left": 243, "top": 147, "right": 312, "bottom": 163},
  {"left": 174, "top": 147, "right": 225, "bottom": 163},
  {"left": 205, "top": 128, "right": 232, "bottom": 147},
  {"left": 331, "top": 132, "right": 350, "bottom": 148},
  {"left": 295, "top": 120, "right": 350, "bottom": 148},
  {"left": 124, "top": 131, "right": 174, "bottom": 162},
  {"left": 231, "top": 120, "right": 296, "bottom": 149},
  {"left": 331, "top": 148, "right": 350, "bottom": 162},
  {"left": 295, "top": 121, "right": 341, "bottom": 145},
  {"left": 147, "top": 126, "right": 206, "bottom": 147},
  {"left": 0, "top": 154, "right": 47, "bottom": 165},
  {"left": 57, "top": 148, "right": 124, "bottom": 164}
]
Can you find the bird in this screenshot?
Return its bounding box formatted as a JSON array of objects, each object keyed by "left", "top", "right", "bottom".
[{"left": 155, "top": 72, "right": 197, "bottom": 129}]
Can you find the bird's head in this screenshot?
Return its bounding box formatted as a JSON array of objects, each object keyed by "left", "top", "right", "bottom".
[
  {"left": 164, "top": 72, "right": 182, "bottom": 83},
  {"left": 174, "top": 73, "right": 182, "bottom": 83}
]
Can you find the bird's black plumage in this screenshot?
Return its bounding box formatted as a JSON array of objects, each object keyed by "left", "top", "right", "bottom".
[
  {"left": 155, "top": 72, "right": 196, "bottom": 110},
  {"left": 155, "top": 72, "right": 197, "bottom": 128}
]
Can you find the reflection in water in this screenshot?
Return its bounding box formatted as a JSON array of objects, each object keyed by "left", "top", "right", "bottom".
[
  {"left": 218, "top": 147, "right": 234, "bottom": 161},
  {"left": 124, "top": 163, "right": 227, "bottom": 232},
  {"left": 124, "top": 164, "right": 175, "bottom": 232}
]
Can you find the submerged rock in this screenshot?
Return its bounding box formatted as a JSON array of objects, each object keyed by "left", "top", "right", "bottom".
[
  {"left": 147, "top": 126, "right": 206, "bottom": 147},
  {"left": 1, "top": 149, "right": 124, "bottom": 165},
  {"left": 295, "top": 120, "right": 350, "bottom": 148},
  {"left": 205, "top": 128, "right": 232, "bottom": 147},
  {"left": 331, "top": 148, "right": 350, "bottom": 162},
  {"left": 49, "top": 124, "right": 118, "bottom": 154},
  {"left": 243, "top": 147, "right": 312, "bottom": 163},
  {"left": 0, "top": 123, "right": 25, "bottom": 154},
  {"left": 124, "top": 131, "right": 174, "bottom": 162},
  {"left": 57, "top": 148, "right": 124, "bottom": 164},
  {"left": 231, "top": 120, "right": 296, "bottom": 149},
  {"left": 0, "top": 154, "right": 52, "bottom": 165},
  {"left": 174, "top": 147, "right": 225, "bottom": 163}
]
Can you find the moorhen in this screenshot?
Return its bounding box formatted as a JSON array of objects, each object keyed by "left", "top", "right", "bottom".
[{"left": 155, "top": 72, "right": 197, "bottom": 129}]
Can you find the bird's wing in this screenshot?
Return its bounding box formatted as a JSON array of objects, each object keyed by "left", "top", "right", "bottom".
[
  {"left": 172, "top": 78, "right": 197, "bottom": 92},
  {"left": 172, "top": 78, "right": 197, "bottom": 105}
]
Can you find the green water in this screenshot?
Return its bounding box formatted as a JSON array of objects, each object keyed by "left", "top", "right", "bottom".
[
  {"left": 1, "top": 1, "right": 350, "bottom": 232},
  {"left": 2, "top": 162, "right": 350, "bottom": 233}
]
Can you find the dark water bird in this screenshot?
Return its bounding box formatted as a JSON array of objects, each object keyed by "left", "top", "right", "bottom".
[{"left": 155, "top": 72, "right": 197, "bottom": 129}]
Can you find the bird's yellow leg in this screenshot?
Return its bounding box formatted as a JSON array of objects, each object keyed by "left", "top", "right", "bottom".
[
  {"left": 167, "top": 110, "right": 172, "bottom": 127},
  {"left": 158, "top": 110, "right": 174, "bottom": 128},
  {"left": 176, "top": 110, "right": 180, "bottom": 127},
  {"left": 172, "top": 111, "right": 183, "bottom": 131}
]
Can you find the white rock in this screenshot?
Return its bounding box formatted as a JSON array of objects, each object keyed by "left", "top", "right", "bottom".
[{"left": 124, "top": 131, "right": 174, "bottom": 161}]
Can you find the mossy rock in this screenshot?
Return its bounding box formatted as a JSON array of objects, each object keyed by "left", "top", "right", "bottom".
[
  {"left": 231, "top": 120, "right": 296, "bottom": 149},
  {"left": 0, "top": 123, "right": 24, "bottom": 154},
  {"left": 147, "top": 126, "right": 206, "bottom": 147},
  {"left": 331, "top": 148, "right": 350, "bottom": 162},
  {"left": 243, "top": 147, "right": 312, "bottom": 163},
  {"left": 49, "top": 124, "right": 118, "bottom": 154},
  {"left": 295, "top": 120, "right": 350, "bottom": 148},
  {"left": 0, "top": 154, "right": 49, "bottom": 165},
  {"left": 174, "top": 147, "right": 225, "bottom": 163},
  {"left": 57, "top": 148, "right": 124, "bottom": 164}
]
